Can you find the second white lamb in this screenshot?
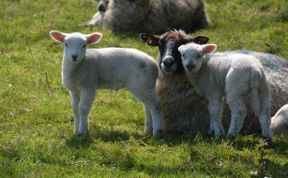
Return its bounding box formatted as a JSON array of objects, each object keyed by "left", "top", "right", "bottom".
[{"left": 178, "top": 43, "right": 271, "bottom": 139}]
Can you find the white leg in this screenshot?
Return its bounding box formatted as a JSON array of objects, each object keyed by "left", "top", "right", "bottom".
[
  {"left": 258, "top": 93, "right": 271, "bottom": 139},
  {"left": 86, "top": 12, "right": 104, "bottom": 27},
  {"left": 129, "top": 87, "right": 164, "bottom": 138},
  {"left": 226, "top": 95, "right": 247, "bottom": 139},
  {"left": 150, "top": 98, "right": 164, "bottom": 137},
  {"left": 78, "top": 88, "right": 96, "bottom": 135},
  {"left": 70, "top": 92, "right": 80, "bottom": 135},
  {"left": 208, "top": 95, "right": 224, "bottom": 138},
  {"left": 144, "top": 104, "right": 153, "bottom": 135}
]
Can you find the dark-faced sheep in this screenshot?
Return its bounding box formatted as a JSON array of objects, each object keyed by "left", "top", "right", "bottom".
[
  {"left": 87, "top": 0, "right": 209, "bottom": 34},
  {"left": 140, "top": 30, "right": 288, "bottom": 136}
]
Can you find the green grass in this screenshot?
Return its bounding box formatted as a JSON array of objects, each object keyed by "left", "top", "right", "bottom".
[{"left": 0, "top": 0, "right": 288, "bottom": 177}]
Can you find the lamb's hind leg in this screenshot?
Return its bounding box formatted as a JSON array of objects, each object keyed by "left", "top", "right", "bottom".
[
  {"left": 226, "top": 94, "right": 247, "bottom": 139},
  {"left": 144, "top": 104, "right": 153, "bottom": 135},
  {"left": 70, "top": 92, "right": 80, "bottom": 135},
  {"left": 78, "top": 88, "right": 96, "bottom": 135},
  {"left": 130, "top": 87, "right": 164, "bottom": 138},
  {"left": 258, "top": 93, "right": 271, "bottom": 139}
]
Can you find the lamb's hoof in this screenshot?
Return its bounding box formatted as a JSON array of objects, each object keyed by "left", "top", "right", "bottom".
[
  {"left": 74, "top": 130, "right": 79, "bottom": 135},
  {"left": 144, "top": 128, "right": 153, "bottom": 136},
  {"left": 153, "top": 129, "right": 164, "bottom": 139},
  {"left": 262, "top": 136, "right": 272, "bottom": 148},
  {"left": 77, "top": 128, "right": 89, "bottom": 136},
  {"left": 227, "top": 133, "right": 236, "bottom": 140},
  {"left": 208, "top": 129, "right": 215, "bottom": 137}
]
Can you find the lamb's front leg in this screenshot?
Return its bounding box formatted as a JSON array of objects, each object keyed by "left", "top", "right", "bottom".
[
  {"left": 78, "top": 88, "right": 96, "bottom": 135},
  {"left": 208, "top": 95, "right": 225, "bottom": 138},
  {"left": 70, "top": 92, "right": 80, "bottom": 135}
]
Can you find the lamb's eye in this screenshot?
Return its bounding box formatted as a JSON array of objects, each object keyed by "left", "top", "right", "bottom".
[
  {"left": 83, "top": 44, "right": 86, "bottom": 48},
  {"left": 197, "top": 54, "right": 202, "bottom": 58},
  {"left": 65, "top": 43, "right": 68, "bottom": 47}
]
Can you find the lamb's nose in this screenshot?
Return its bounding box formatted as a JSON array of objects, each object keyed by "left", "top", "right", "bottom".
[
  {"left": 72, "top": 55, "right": 78, "bottom": 61},
  {"left": 186, "top": 64, "right": 195, "bottom": 72}
]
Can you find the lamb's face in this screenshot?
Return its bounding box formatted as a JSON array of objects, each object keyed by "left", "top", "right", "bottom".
[
  {"left": 178, "top": 43, "right": 217, "bottom": 73},
  {"left": 63, "top": 33, "right": 88, "bottom": 64},
  {"left": 49, "top": 30, "right": 103, "bottom": 64},
  {"left": 178, "top": 44, "right": 204, "bottom": 73}
]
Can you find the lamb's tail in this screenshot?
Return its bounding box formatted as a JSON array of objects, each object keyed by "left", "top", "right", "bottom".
[
  {"left": 250, "top": 72, "right": 262, "bottom": 116},
  {"left": 249, "top": 69, "right": 270, "bottom": 117},
  {"left": 250, "top": 88, "right": 261, "bottom": 116}
]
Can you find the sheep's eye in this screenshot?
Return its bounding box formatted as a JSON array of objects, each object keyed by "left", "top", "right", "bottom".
[
  {"left": 83, "top": 44, "right": 86, "bottom": 48},
  {"left": 65, "top": 43, "right": 68, "bottom": 47},
  {"left": 197, "top": 54, "right": 202, "bottom": 59}
]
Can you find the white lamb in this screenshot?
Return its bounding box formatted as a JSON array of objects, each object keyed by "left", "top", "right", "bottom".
[
  {"left": 178, "top": 43, "right": 271, "bottom": 139},
  {"left": 49, "top": 30, "right": 164, "bottom": 137},
  {"left": 271, "top": 104, "right": 288, "bottom": 136}
]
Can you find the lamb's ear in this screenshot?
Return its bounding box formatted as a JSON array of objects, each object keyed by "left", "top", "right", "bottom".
[
  {"left": 189, "top": 36, "right": 209, "bottom": 45},
  {"left": 202, "top": 44, "right": 217, "bottom": 54},
  {"left": 86, "top": 32, "right": 102, "bottom": 44},
  {"left": 49, "top": 30, "right": 67, "bottom": 43},
  {"left": 177, "top": 45, "right": 185, "bottom": 53},
  {"left": 140, "top": 33, "right": 160, "bottom": 46}
]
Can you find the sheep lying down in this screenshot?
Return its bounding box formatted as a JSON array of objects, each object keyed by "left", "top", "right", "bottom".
[
  {"left": 86, "top": 0, "right": 108, "bottom": 27},
  {"left": 178, "top": 43, "right": 271, "bottom": 140},
  {"left": 49, "top": 30, "right": 164, "bottom": 137},
  {"left": 87, "top": 0, "right": 209, "bottom": 34}
]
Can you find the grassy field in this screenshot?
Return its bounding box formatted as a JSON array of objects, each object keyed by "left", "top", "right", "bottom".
[{"left": 0, "top": 0, "right": 288, "bottom": 177}]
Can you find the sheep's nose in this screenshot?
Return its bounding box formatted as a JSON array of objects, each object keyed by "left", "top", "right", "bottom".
[
  {"left": 98, "top": 4, "right": 106, "bottom": 12},
  {"left": 72, "top": 55, "right": 78, "bottom": 61},
  {"left": 186, "top": 64, "right": 195, "bottom": 72},
  {"left": 163, "top": 56, "right": 175, "bottom": 67}
]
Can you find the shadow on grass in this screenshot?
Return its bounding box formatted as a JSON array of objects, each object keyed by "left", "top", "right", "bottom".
[
  {"left": 65, "top": 135, "right": 93, "bottom": 149},
  {"left": 65, "top": 125, "right": 143, "bottom": 149}
]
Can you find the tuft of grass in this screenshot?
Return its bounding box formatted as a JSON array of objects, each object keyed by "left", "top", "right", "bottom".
[{"left": 0, "top": 0, "right": 287, "bottom": 177}]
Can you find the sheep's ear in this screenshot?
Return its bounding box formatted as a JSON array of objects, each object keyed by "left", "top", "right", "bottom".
[
  {"left": 140, "top": 33, "right": 160, "bottom": 46},
  {"left": 189, "top": 36, "right": 209, "bottom": 45},
  {"left": 49, "top": 30, "right": 67, "bottom": 43},
  {"left": 202, "top": 44, "right": 217, "bottom": 54},
  {"left": 86, "top": 32, "right": 102, "bottom": 44}
]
